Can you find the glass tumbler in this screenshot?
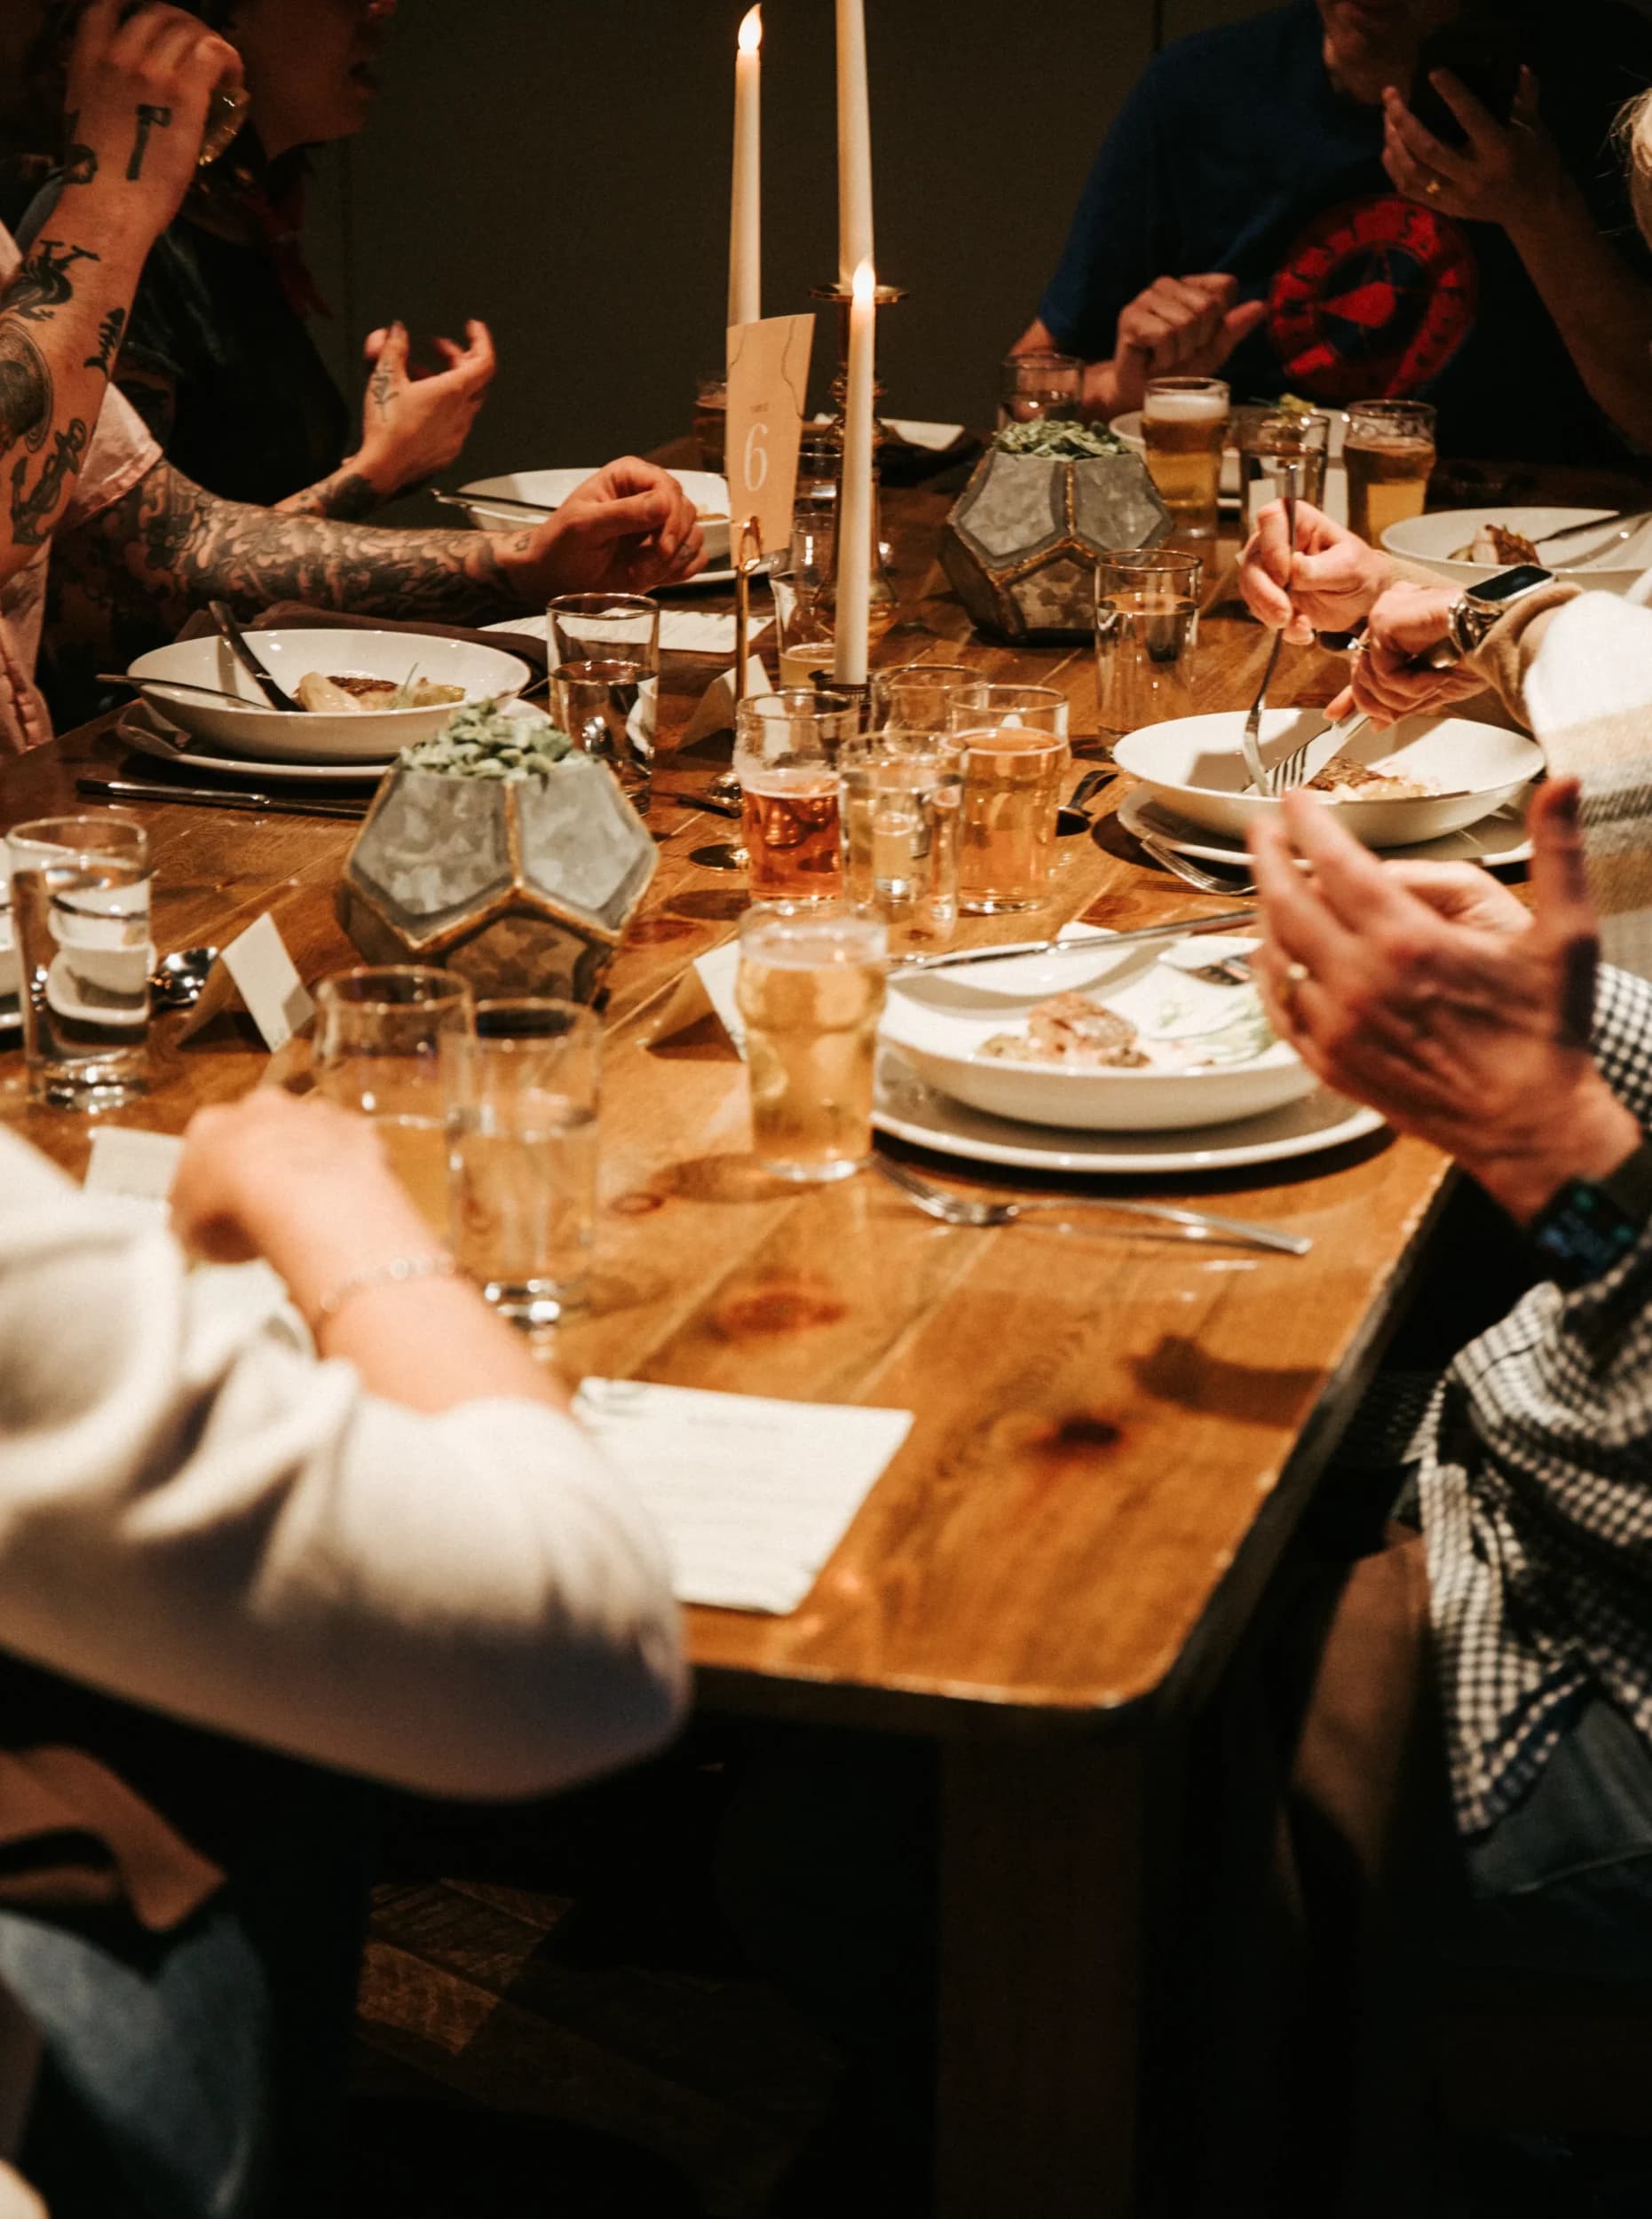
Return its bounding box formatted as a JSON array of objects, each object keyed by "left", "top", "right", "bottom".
[
  {"left": 733, "top": 690, "right": 860, "bottom": 904},
  {"left": 443, "top": 999, "right": 602, "bottom": 1329},
  {"left": 736, "top": 904, "right": 888, "bottom": 1182},
  {"left": 998, "top": 351, "right": 1083, "bottom": 429},
  {"left": 1235, "top": 407, "right": 1331, "bottom": 537},
  {"left": 7, "top": 814, "right": 151, "bottom": 1109},
  {"left": 1094, "top": 586, "right": 1199, "bottom": 737},
  {"left": 1344, "top": 399, "right": 1436, "bottom": 548},
  {"left": 1142, "top": 375, "right": 1230, "bottom": 541},
  {"left": 867, "top": 663, "right": 986, "bottom": 740},
  {"left": 948, "top": 685, "right": 1070, "bottom": 915},
  {"left": 693, "top": 374, "right": 727, "bottom": 470},
  {"left": 838, "top": 739, "right": 963, "bottom": 955},
  {"left": 549, "top": 592, "right": 661, "bottom": 812},
  {"left": 312, "top": 967, "right": 474, "bottom": 1235},
  {"left": 773, "top": 499, "right": 837, "bottom": 688}
]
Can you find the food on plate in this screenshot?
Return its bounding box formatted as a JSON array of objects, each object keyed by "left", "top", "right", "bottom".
[
  {"left": 296, "top": 670, "right": 466, "bottom": 715},
  {"left": 1305, "top": 754, "right": 1439, "bottom": 802},
  {"left": 401, "top": 698, "right": 575, "bottom": 780},
  {"left": 1449, "top": 523, "right": 1541, "bottom": 565},
  {"left": 981, "top": 992, "right": 1149, "bottom": 1068}
]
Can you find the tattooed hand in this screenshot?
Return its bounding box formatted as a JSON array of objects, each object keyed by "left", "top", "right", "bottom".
[
  {"left": 352, "top": 319, "right": 496, "bottom": 501},
  {"left": 64, "top": 0, "right": 242, "bottom": 236},
  {"left": 498, "top": 459, "right": 707, "bottom": 601}
]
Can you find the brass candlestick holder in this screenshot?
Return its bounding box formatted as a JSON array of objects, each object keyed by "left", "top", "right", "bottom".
[{"left": 810, "top": 278, "right": 905, "bottom": 647}]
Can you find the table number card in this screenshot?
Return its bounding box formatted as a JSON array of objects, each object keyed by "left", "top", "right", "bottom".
[
  {"left": 84, "top": 1125, "right": 183, "bottom": 1208},
  {"left": 177, "top": 912, "right": 314, "bottom": 1052},
  {"left": 725, "top": 312, "right": 816, "bottom": 561}
]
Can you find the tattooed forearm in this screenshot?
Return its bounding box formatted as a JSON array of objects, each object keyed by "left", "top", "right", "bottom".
[
  {"left": 0, "top": 328, "right": 53, "bottom": 458},
  {"left": 277, "top": 468, "right": 383, "bottom": 524},
  {"left": 128, "top": 105, "right": 173, "bottom": 183},
  {"left": 2, "top": 240, "right": 100, "bottom": 322},
  {"left": 61, "top": 116, "right": 98, "bottom": 188},
  {"left": 12, "top": 420, "right": 89, "bottom": 546},
  {"left": 83, "top": 307, "right": 125, "bottom": 379}
]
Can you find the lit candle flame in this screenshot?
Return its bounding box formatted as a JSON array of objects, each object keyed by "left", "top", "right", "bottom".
[
  {"left": 852, "top": 258, "right": 876, "bottom": 305},
  {"left": 739, "top": 6, "right": 762, "bottom": 52}
]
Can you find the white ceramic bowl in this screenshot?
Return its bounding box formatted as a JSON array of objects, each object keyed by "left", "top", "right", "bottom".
[
  {"left": 1382, "top": 507, "right": 1652, "bottom": 596},
  {"left": 460, "top": 467, "right": 731, "bottom": 565},
  {"left": 881, "top": 936, "right": 1314, "bottom": 1133},
  {"left": 125, "top": 629, "right": 533, "bottom": 764},
  {"left": 1112, "top": 708, "right": 1544, "bottom": 849}
]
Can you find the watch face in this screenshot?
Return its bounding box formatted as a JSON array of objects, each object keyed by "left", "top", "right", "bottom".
[{"left": 1469, "top": 565, "right": 1552, "bottom": 608}]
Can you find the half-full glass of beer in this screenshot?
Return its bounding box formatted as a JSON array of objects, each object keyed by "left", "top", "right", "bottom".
[
  {"left": 947, "top": 683, "right": 1070, "bottom": 915},
  {"left": 1142, "top": 375, "right": 1229, "bottom": 542},
  {"left": 733, "top": 690, "right": 861, "bottom": 904},
  {"left": 1344, "top": 399, "right": 1435, "bottom": 548}
]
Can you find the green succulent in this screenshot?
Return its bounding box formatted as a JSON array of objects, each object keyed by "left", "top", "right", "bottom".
[
  {"left": 401, "top": 699, "right": 576, "bottom": 781},
  {"left": 990, "top": 417, "right": 1126, "bottom": 460}
]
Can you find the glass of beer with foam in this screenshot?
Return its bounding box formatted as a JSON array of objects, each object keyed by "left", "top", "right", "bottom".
[
  {"left": 1142, "top": 375, "right": 1230, "bottom": 542},
  {"left": 733, "top": 690, "right": 861, "bottom": 904},
  {"left": 1344, "top": 399, "right": 1435, "bottom": 548}
]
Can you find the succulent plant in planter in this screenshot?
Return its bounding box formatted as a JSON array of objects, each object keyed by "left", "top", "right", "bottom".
[
  {"left": 336, "top": 701, "right": 658, "bottom": 1004},
  {"left": 940, "top": 417, "right": 1173, "bottom": 644}
]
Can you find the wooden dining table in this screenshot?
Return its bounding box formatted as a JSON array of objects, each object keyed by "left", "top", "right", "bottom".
[{"left": 3, "top": 446, "right": 1632, "bottom": 2216}]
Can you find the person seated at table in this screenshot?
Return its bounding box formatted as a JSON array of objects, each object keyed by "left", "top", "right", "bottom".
[
  {"left": 1012, "top": 0, "right": 1652, "bottom": 460},
  {"left": 0, "top": 1083, "right": 685, "bottom": 2216},
  {"left": 19, "top": 0, "right": 497, "bottom": 521},
  {"left": 0, "top": 0, "right": 701, "bottom": 754}
]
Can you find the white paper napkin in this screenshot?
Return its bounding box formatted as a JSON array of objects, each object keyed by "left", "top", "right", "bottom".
[
  {"left": 488, "top": 611, "right": 770, "bottom": 657},
  {"left": 573, "top": 1378, "right": 913, "bottom": 1614}
]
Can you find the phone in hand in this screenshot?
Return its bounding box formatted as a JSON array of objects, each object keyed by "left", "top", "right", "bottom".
[{"left": 1408, "top": 14, "right": 1527, "bottom": 148}]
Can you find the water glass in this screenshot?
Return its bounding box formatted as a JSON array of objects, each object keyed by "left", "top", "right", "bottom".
[
  {"left": 693, "top": 374, "right": 727, "bottom": 470},
  {"left": 998, "top": 350, "right": 1083, "bottom": 429},
  {"left": 773, "top": 501, "right": 836, "bottom": 688},
  {"left": 1235, "top": 407, "right": 1331, "bottom": 537},
  {"left": 733, "top": 690, "right": 860, "bottom": 904},
  {"left": 1142, "top": 375, "right": 1229, "bottom": 541},
  {"left": 312, "top": 967, "right": 474, "bottom": 1235},
  {"left": 839, "top": 741, "right": 963, "bottom": 954},
  {"left": 1344, "top": 399, "right": 1436, "bottom": 548},
  {"left": 7, "top": 815, "right": 151, "bottom": 1108},
  {"left": 736, "top": 904, "right": 888, "bottom": 1182},
  {"left": 1095, "top": 588, "right": 1198, "bottom": 736},
  {"left": 867, "top": 662, "right": 986, "bottom": 740},
  {"left": 443, "top": 999, "right": 602, "bottom": 1329},
  {"left": 948, "top": 685, "right": 1070, "bottom": 915},
  {"left": 549, "top": 593, "right": 661, "bottom": 814}
]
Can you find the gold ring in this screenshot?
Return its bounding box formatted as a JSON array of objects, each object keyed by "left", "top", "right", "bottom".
[
  {"left": 1280, "top": 959, "right": 1312, "bottom": 1019},
  {"left": 1424, "top": 176, "right": 1443, "bottom": 200}
]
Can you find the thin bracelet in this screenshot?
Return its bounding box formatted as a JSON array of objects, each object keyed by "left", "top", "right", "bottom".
[{"left": 311, "top": 1252, "right": 460, "bottom": 1330}]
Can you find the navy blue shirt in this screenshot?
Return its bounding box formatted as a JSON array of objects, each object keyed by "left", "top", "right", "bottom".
[{"left": 1039, "top": 0, "right": 1652, "bottom": 462}]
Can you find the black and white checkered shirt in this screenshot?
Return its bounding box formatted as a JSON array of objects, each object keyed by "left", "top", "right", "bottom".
[{"left": 1420, "top": 964, "right": 1652, "bottom": 1836}]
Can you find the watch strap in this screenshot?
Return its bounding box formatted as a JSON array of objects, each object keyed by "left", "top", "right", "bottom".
[{"left": 1529, "top": 1138, "right": 1652, "bottom": 1288}]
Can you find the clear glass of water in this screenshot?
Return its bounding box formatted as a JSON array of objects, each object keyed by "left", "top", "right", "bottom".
[
  {"left": 866, "top": 663, "right": 986, "bottom": 740},
  {"left": 839, "top": 740, "right": 963, "bottom": 954},
  {"left": 998, "top": 350, "right": 1083, "bottom": 428},
  {"left": 442, "top": 998, "right": 602, "bottom": 1328},
  {"left": 1235, "top": 407, "right": 1330, "bottom": 538},
  {"left": 773, "top": 498, "right": 837, "bottom": 688},
  {"left": 312, "top": 967, "right": 474, "bottom": 1235},
  {"left": 1094, "top": 585, "right": 1199, "bottom": 737},
  {"left": 549, "top": 593, "right": 661, "bottom": 815},
  {"left": 736, "top": 904, "right": 888, "bottom": 1183},
  {"left": 7, "top": 814, "right": 152, "bottom": 1108}
]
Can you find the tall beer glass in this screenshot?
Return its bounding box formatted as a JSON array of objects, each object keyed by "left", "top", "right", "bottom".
[
  {"left": 1344, "top": 399, "right": 1435, "bottom": 547},
  {"left": 737, "top": 904, "right": 888, "bottom": 1182},
  {"left": 1142, "top": 375, "right": 1229, "bottom": 541},
  {"left": 733, "top": 690, "right": 860, "bottom": 904},
  {"left": 948, "top": 684, "right": 1069, "bottom": 915}
]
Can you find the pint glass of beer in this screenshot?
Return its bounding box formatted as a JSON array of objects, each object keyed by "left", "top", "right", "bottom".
[
  {"left": 948, "top": 684, "right": 1070, "bottom": 915},
  {"left": 1142, "top": 376, "right": 1229, "bottom": 541},
  {"left": 733, "top": 690, "right": 861, "bottom": 903},
  {"left": 737, "top": 904, "right": 888, "bottom": 1181},
  {"left": 1344, "top": 400, "right": 1435, "bottom": 547}
]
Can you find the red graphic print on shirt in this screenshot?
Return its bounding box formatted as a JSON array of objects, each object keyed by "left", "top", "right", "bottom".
[{"left": 1268, "top": 195, "right": 1477, "bottom": 401}]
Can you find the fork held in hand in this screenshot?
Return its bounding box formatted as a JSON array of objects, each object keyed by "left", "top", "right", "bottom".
[{"left": 1242, "top": 459, "right": 1303, "bottom": 796}]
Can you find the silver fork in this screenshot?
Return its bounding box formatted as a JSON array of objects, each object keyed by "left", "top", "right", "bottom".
[
  {"left": 1241, "top": 459, "right": 1302, "bottom": 796},
  {"left": 874, "top": 1154, "right": 1310, "bottom": 1256},
  {"left": 1138, "top": 833, "right": 1254, "bottom": 896}
]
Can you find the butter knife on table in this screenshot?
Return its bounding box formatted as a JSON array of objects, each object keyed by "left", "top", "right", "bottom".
[{"left": 78, "top": 775, "right": 368, "bottom": 821}]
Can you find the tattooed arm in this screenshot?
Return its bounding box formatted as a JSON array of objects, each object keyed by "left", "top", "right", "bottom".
[
  {"left": 0, "top": 3, "right": 239, "bottom": 583},
  {"left": 276, "top": 320, "right": 497, "bottom": 522}
]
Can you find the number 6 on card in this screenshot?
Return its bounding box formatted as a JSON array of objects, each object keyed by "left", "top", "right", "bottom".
[{"left": 725, "top": 312, "right": 815, "bottom": 561}]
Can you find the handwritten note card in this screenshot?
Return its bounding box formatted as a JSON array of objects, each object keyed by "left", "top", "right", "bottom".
[{"left": 574, "top": 1378, "right": 913, "bottom": 1615}]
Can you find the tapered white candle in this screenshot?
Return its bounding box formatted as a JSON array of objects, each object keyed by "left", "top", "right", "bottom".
[
  {"left": 729, "top": 7, "right": 762, "bottom": 328},
  {"left": 835, "top": 0, "right": 873, "bottom": 288},
  {"left": 834, "top": 259, "right": 876, "bottom": 687}
]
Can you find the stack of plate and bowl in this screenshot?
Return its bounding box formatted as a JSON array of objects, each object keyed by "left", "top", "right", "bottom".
[
  {"left": 459, "top": 468, "right": 737, "bottom": 582},
  {"left": 1381, "top": 506, "right": 1652, "bottom": 598}
]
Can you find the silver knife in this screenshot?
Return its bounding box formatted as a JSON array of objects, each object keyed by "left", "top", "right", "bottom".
[
  {"left": 209, "top": 600, "right": 303, "bottom": 713},
  {"left": 895, "top": 907, "right": 1257, "bottom": 973},
  {"left": 78, "top": 775, "right": 368, "bottom": 821}
]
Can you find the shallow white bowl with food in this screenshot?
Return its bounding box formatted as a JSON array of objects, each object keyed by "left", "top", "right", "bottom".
[
  {"left": 1382, "top": 507, "right": 1652, "bottom": 596},
  {"left": 1112, "top": 708, "right": 1542, "bottom": 849},
  {"left": 881, "top": 936, "right": 1314, "bottom": 1133},
  {"left": 460, "top": 467, "right": 731, "bottom": 566},
  {"left": 125, "top": 630, "right": 532, "bottom": 764}
]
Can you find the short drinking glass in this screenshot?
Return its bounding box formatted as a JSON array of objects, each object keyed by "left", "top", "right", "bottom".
[
  {"left": 443, "top": 999, "right": 602, "bottom": 1329},
  {"left": 838, "top": 740, "right": 963, "bottom": 954},
  {"left": 1094, "top": 578, "right": 1199, "bottom": 736},
  {"left": 693, "top": 374, "right": 727, "bottom": 470},
  {"left": 733, "top": 689, "right": 860, "bottom": 903},
  {"left": 312, "top": 967, "right": 474, "bottom": 1235},
  {"left": 737, "top": 904, "right": 888, "bottom": 1182},
  {"left": 867, "top": 662, "right": 986, "bottom": 739},
  {"left": 948, "top": 685, "right": 1070, "bottom": 915},
  {"left": 1344, "top": 399, "right": 1435, "bottom": 547},
  {"left": 1235, "top": 407, "right": 1331, "bottom": 537},
  {"left": 1142, "top": 375, "right": 1230, "bottom": 542},
  {"left": 998, "top": 351, "right": 1083, "bottom": 429},
  {"left": 549, "top": 592, "right": 661, "bottom": 813},
  {"left": 7, "top": 815, "right": 151, "bottom": 1109}
]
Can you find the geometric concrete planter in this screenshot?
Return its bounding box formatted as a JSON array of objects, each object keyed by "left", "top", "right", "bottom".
[{"left": 940, "top": 449, "right": 1173, "bottom": 643}]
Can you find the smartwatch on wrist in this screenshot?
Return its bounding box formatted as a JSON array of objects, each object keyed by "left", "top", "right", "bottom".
[
  {"left": 1529, "top": 1137, "right": 1652, "bottom": 1288},
  {"left": 1429, "top": 563, "right": 1554, "bottom": 667}
]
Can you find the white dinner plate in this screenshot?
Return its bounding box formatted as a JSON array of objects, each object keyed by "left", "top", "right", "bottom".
[
  {"left": 1383, "top": 507, "right": 1652, "bottom": 596},
  {"left": 117, "top": 705, "right": 391, "bottom": 784},
  {"left": 1115, "top": 784, "right": 1534, "bottom": 870},
  {"left": 460, "top": 467, "right": 732, "bottom": 567},
  {"left": 874, "top": 1046, "right": 1384, "bottom": 1176}
]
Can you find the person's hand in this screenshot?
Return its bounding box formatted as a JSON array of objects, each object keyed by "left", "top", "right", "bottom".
[
  {"left": 64, "top": 0, "right": 243, "bottom": 237},
  {"left": 1323, "top": 580, "right": 1486, "bottom": 724},
  {"left": 1109, "top": 272, "right": 1269, "bottom": 416},
  {"left": 1240, "top": 500, "right": 1391, "bottom": 645},
  {"left": 1381, "top": 856, "right": 1531, "bottom": 937},
  {"left": 1246, "top": 780, "right": 1640, "bottom": 1223},
  {"left": 354, "top": 319, "right": 496, "bottom": 499},
  {"left": 497, "top": 457, "right": 706, "bottom": 600},
  {"left": 1381, "top": 67, "right": 1564, "bottom": 234},
  {"left": 172, "top": 1089, "right": 406, "bottom": 1266}
]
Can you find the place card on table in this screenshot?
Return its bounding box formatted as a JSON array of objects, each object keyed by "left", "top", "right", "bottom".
[
  {"left": 884, "top": 418, "right": 967, "bottom": 453},
  {"left": 489, "top": 611, "right": 771, "bottom": 658},
  {"left": 725, "top": 312, "right": 816, "bottom": 562},
  {"left": 176, "top": 913, "right": 314, "bottom": 1052},
  {"left": 679, "top": 653, "right": 775, "bottom": 746},
  {"left": 573, "top": 1378, "right": 913, "bottom": 1615},
  {"left": 84, "top": 1125, "right": 183, "bottom": 1210},
  {"left": 644, "top": 936, "right": 746, "bottom": 1059}
]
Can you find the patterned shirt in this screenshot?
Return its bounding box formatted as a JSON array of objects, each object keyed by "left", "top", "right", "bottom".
[{"left": 1422, "top": 963, "right": 1652, "bottom": 1836}]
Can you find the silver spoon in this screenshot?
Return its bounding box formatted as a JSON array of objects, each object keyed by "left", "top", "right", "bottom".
[
  {"left": 150, "top": 946, "right": 217, "bottom": 1009},
  {"left": 874, "top": 1154, "right": 1309, "bottom": 1256}
]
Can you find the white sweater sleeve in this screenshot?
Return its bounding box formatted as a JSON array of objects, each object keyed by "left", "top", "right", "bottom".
[{"left": 0, "top": 1133, "right": 686, "bottom": 1798}]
